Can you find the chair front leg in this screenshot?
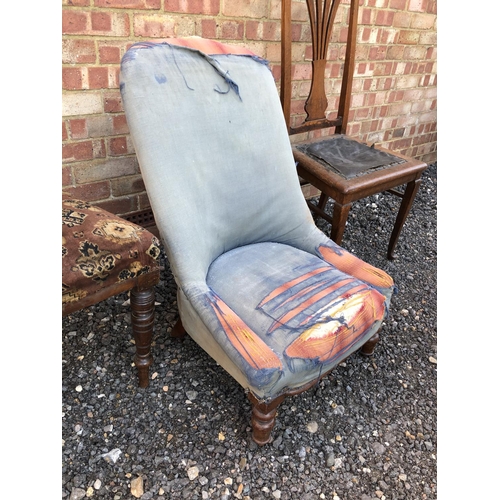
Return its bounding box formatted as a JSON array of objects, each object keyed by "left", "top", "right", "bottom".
[
  {"left": 248, "top": 393, "right": 287, "bottom": 445},
  {"left": 360, "top": 330, "right": 380, "bottom": 356},
  {"left": 387, "top": 177, "right": 422, "bottom": 259},
  {"left": 330, "top": 200, "right": 352, "bottom": 245},
  {"left": 130, "top": 286, "right": 156, "bottom": 388}
]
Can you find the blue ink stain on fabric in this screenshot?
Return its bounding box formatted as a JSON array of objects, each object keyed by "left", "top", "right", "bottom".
[{"left": 155, "top": 73, "right": 167, "bottom": 84}]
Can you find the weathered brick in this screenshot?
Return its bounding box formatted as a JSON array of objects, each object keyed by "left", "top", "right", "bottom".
[
  {"left": 110, "top": 174, "right": 145, "bottom": 196},
  {"left": 62, "top": 39, "right": 96, "bottom": 64},
  {"left": 403, "top": 46, "right": 427, "bottom": 60},
  {"left": 73, "top": 157, "right": 138, "bottom": 184},
  {"left": 292, "top": 63, "right": 311, "bottom": 80},
  {"left": 62, "top": 92, "right": 103, "bottom": 117},
  {"left": 246, "top": 21, "right": 279, "bottom": 41},
  {"left": 373, "top": 62, "right": 393, "bottom": 76},
  {"left": 109, "top": 136, "right": 129, "bottom": 156},
  {"left": 388, "top": 90, "right": 404, "bottom": 102},
  {"left": 368, "top": 46, "right": 388, "bottom": 60},
  {"left": 410, "top": 13, "right": 435, "bottom": 29},
  {"left": 399, "top": 30, "right": 420, "bottom": 45},
  {"left": 63, "top": 140, "right": 94, "bottom": 163},
  {"left": 393, "top": 11, "right": 411, "bottom": 28},
  {"left": 63, "top": 0, "right": 90, "bottom": 5},
  {"left": 63, "top": 10, "right": 89, "bottom": 34},
  {"left": 104, "top": 92, "right": 123, "bottom": 113},
  {"left": 201, "top": 19, "right": 217, "bottom": 38},
  {"left": 387, "top": 45, "right": 405, "bottom": 59},
  {"left": 69, "top": 119, "right": 88, "bottom": 139},
  {"left": 137, "top": 192, "right": 152, "bottom": 210},
  {"left": 63, "top": 68, "right": 83, "bottom": 90},
  {"left": 133, "top": 15, "right": 176, "bottom": 37},
  {"left": 91, "top": 11, "right": 112, "bottom": 31},
  {"left": 113, "top": 115, "right": 129, "bottom": 135},
  {"left": 360, "top": 8, "right": 374, "bottom": 25},
  {"left": 93, "top": 139, "right": 107, "bottom": 158},
  {"left": 92, "top": 11, "right": 130, "bottom": 35},
  {"left": 419, "top": 30, "right": 437, "bottom": 45},
  {"left": 220, "top": 21, "right": 244, "bottom": 40},
  {"left": 222, "top": 0, "right": 267, "bottom": 19},
  {"left": 94, "top": 0, "right": 161, "bottom": 8},
  {"left": 408, "top": 0, "right": 428, "bottom": 12},
  {"left": 389, "top": 0, "right": 406, "bottom": 9},
  {"left": 88, "top": 67, "right": 110, "bottom": 89},
  {"left": 375, "top": 9, "right": 394, "bottom": 26},
  {"left": 64, "top": 181, "right": 111, "bottom": 201},
  {"left": 354, "top": 107, "right": 371, "bottom": 120},
  {"left": 99, "top": 44, "right": 121, "bottom": 63},
  {"left": 62, "top": 165, "right": 73, "bottom": 187},
  {"left": 164, "top": 0, "right": 219, "bottom": 15},
  {"left": 379, "top": 28, "right": 398, "bottom": 44},
  {"left": 97, "top": 196, "right": 139, "bottom": 216},
  {"left": 174, "top": 16, "right": 197, "bottom": 37}
]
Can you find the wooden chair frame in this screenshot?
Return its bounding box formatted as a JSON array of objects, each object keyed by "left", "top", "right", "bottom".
[{"left": 280, "top": 0, "right": 427, "bottom": 259}]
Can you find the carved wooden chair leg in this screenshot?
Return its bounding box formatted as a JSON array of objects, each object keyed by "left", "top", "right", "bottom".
[
  {"left": 130, "top": 286, "right": 156, "bottom": 388},
  {"left": 387, "top": 177, "right": 422, "bottom": 260},
  {"left": 171, "top": 317, "right": 187, "bottom": 338},
  {"left": 248, "top": 393, "right": 287, "bottom": 445},
  {"left": 360, "top": 331, "right": 381, "bottom": 357}
]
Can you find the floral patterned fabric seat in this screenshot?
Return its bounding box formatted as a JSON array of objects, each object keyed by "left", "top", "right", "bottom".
[{"left": 62, "top": 196, "right": 161, "bottom": 387}]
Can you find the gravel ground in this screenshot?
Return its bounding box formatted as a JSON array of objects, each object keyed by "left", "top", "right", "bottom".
[{"left": 62, "top": 163, "right": 437, "bottom": 500}]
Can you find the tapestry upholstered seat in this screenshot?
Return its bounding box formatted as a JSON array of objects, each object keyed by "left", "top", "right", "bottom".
[
  {"left": 62, "top": 196, "right": 161, "bottom": 387},
  {"left": 119, "top": 37, "right": 395, "bottom": 444}
]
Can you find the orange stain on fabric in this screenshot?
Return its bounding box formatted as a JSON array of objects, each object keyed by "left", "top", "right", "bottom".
[
  {"left": 318, "top": 244, "right": 394, "bottom": 289},
  {"left": 209, "top": 294, "right": 282, "bottom": 371},
  {"left": 285, "top": 288, "right": 386, "bottom": 363}
]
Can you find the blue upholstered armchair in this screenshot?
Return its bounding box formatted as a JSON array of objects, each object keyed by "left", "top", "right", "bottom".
[{"left": 120, "top": 37, "right": 394, "bottom": 445}]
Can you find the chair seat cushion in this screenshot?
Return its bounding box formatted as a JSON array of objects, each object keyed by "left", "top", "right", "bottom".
[
  {"left": 203, "top": 242, "right": 387, "bottom": 395},
  {"left": 62, "top": 197, "right": 161, "bottom": 308},
  {"left": 295, "top": 135, "right": 405, "bottom": 179}
]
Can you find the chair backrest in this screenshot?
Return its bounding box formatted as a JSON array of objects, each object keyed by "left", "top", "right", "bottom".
[
  {"left": 280, "top": 0, "right": 359, "bottom": 136},
  {"left": 120, "top": 39, "right": 316, "bottom": 287}
]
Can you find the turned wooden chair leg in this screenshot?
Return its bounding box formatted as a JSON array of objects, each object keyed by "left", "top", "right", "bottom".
[
  {"left": 171, "top": 317, "right": 187, "bottom": 338},
  {"left": 130, "top": 286, "right": 156, "bottom": 388},
  {"left": 360, "top": 331, "right": 380, "bottom": 356},
  {"left": 387, "top": 177, "right": 422, "bottom": 260},
  {"left": 330, "top": 201, "right": 352, "bottom": 245},
  {"left": 247, "top": 393, "right": 287, "bottom": 445}
]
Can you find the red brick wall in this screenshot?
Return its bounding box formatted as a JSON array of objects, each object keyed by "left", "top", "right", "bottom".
[{"left": 62, "top": 0, "right": 437, "bottom": 216}]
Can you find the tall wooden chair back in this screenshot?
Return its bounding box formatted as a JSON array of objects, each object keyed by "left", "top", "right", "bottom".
[
  {"left": 279, "top": 0, "right": 428, "bottom": 259},
  {"left": 281, "top": 0, "right": 358, "bottom": 136}
]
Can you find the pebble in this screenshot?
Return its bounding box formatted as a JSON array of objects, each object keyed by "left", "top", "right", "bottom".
[
  {"left": 131, "top": 476, "right": 144, "bottom": 498},
  {"left": 186, "top": 390, "right": 198, "bottom": 400},
  {"left": 101, "top": 448, "right": 122, "bottom": 463},
  {"left": 372, "top": 443, "right": 386, "bottom": 455},
  {"left": 307, "top": 421, "right": 318, "bottom": 433},
  {"left": 69, "top": 488, "right": 86, "bottom": 500},
  {"left": 187, "top": 466, "right": 199, "bottom": 480}
]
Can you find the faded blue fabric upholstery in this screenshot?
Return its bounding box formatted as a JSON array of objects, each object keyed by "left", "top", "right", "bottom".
[{"left": 120, "top": 38, "right": 394, "bottom": 401}]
